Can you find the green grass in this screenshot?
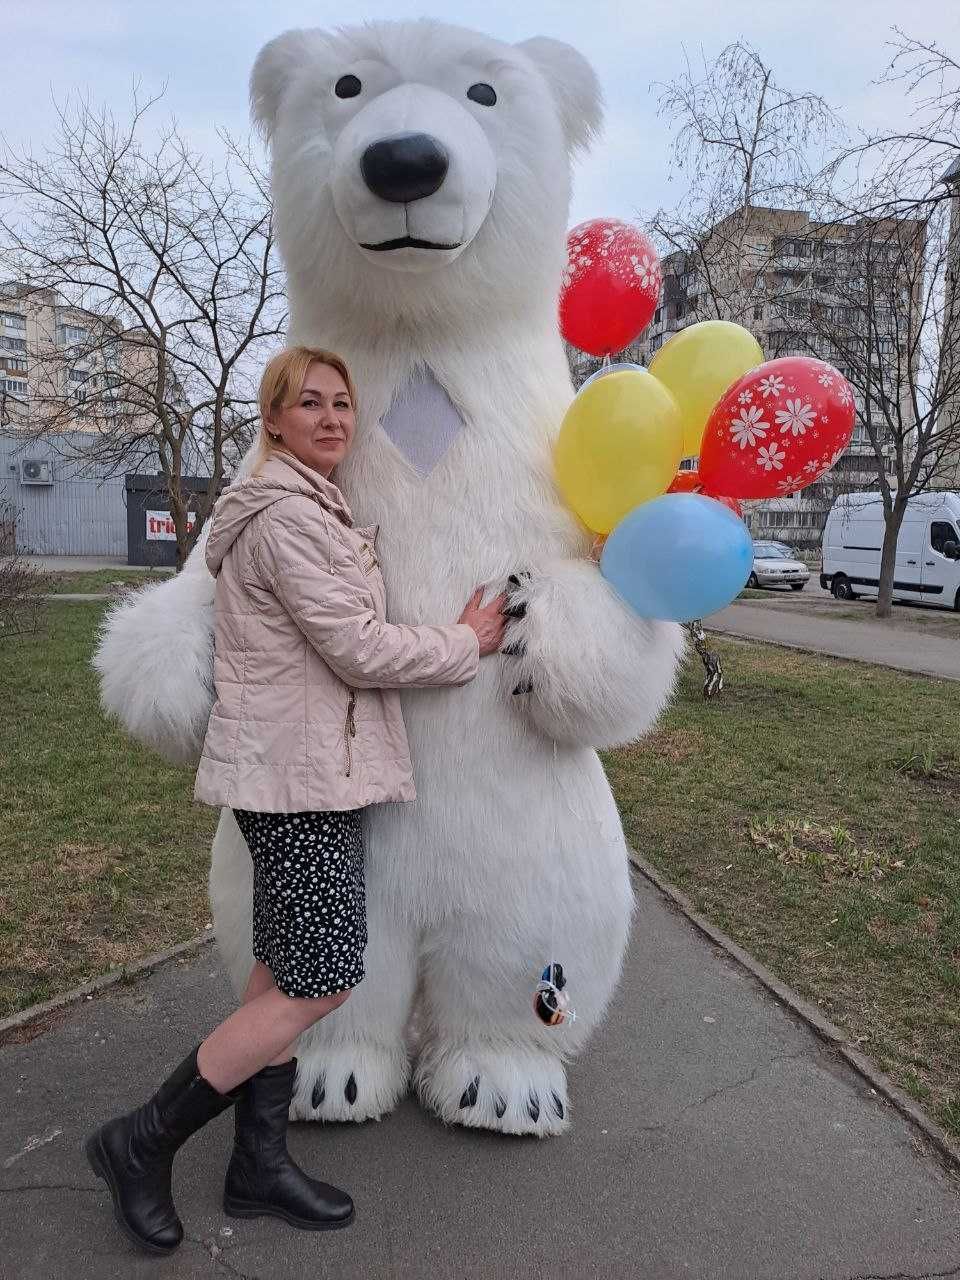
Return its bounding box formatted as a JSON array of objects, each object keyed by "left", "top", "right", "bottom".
[
  {"left": 604, "top": 640, "right": 960, "bottom": 1142},
  {"left": 0, "top": 602, "right": 216, "bottom": 1017},
  {"left": 42, "top": 569, "right": 173, "bottom": 595},
  {"left": 1, "top": 607, "right": 957, "bottom": 1145}
]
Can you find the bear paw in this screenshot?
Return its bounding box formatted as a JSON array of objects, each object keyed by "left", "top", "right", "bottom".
[
  {"left": 290, "top": 1039, "right": 410, "bottom": 1123},
  {"left": 413, "top": 1038, "right": 569, "bottom": 1137}
]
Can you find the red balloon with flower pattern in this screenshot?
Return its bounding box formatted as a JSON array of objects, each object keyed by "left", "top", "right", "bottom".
[
  {"left": 697, "top": 357, "right": 856, "bottom": 500},
  {"left": 559, "top": 219, "right": 662, "bottom": 357}
]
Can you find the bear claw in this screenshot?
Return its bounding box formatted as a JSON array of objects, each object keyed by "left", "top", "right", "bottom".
[
  {"left": 494, "top": 1092, "right": 507, "bottom": 1119},
  {"left": 551, "top": 1090, "right": 564, "bottom": 1120},
  {"left": 344, "top": 1073, "right": 358, "bottom": 1105},
  {"left": 527, "top": 1091, "right": 540, "bottom": 1123},
  {"left": 459, "top": 1075, "right": 480, "bottom": 1109},
  {"left": 311, "top": 1073, "right": 326, "bottom": 1109}
]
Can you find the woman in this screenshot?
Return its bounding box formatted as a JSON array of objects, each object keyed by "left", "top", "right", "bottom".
[{"left": 86, "top": 347, "right": 507, "bottom": 1255}]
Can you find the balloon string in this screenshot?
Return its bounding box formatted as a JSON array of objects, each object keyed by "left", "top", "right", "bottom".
[{"left": 550, "top": 740, "right": 560, "bottom": 968}]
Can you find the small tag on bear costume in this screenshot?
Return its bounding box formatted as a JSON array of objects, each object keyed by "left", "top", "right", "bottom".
[
  {"left": 379, "top": 366, "right": 467, "bottom": 478},
  {"left": 533, "top": 962, "right": 575, "bottom": 1027}
]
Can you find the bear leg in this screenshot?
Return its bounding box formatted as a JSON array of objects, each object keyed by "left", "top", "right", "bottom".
[{"left": 289, "top": 888, "right": 419, "bottom": 1123}]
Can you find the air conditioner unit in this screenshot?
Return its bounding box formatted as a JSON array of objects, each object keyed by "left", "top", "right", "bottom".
[{"left": 19, "top": 458, "right": 53, "bottom": 485}]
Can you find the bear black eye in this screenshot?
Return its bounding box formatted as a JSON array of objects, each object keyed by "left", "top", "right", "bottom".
[
  {"left": 335, "top": 75, "right": 362, "bottom": 99},
  {"left": 467, "top": 82, "right": 497, "bottom": 107}
]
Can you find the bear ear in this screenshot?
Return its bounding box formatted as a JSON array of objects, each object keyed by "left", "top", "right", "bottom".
[
  {"left": 250, "top": 28, "right": 323, "bottom": 139},
  {"left": 516, "top": 37, "right": 604, "bottom": 155}
]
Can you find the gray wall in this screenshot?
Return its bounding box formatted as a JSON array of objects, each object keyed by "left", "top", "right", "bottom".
[{"left": 0, "top": 432, "right": 208, "bottom": 557}]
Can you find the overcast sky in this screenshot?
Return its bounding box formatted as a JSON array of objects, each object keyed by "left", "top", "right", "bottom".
[{"left": 4, "top": 0, "right": 958, "bottom": 226}]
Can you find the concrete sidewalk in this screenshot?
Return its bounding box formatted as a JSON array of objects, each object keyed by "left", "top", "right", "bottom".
[
  {"left": 15, "top": 555, "right": 133, "bottom": 571},
  {"left": 1, "top": 870, "right": 957, "bottom": 1280},
  {"left": 707, "top": 601, "right": 960, "bottom": 680}
]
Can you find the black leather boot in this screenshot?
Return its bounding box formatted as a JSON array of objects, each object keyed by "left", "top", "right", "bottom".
[
  {"left": 85, "top": 1046, "right": 237, "bottom": 1255},
  {"left": 223, "top": 1059, "right": 354, "bottom": 1230}
]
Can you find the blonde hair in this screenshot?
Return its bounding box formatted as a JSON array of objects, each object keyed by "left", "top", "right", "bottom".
[{"left": 250, "top": 346, "right": 358, "bottom": 475}]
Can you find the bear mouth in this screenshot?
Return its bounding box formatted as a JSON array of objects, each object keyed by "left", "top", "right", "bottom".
[{"left": 360, "top": 236, "right": 461, "bottom": 252}]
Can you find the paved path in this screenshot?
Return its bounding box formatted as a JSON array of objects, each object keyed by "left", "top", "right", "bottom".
[
  {"left": 708, "top": 600, "right": 960, "bottom": 680},
  {"left": 1, "top": 871, "right": 957, "bottom": 1280},
  {"left": 14, "top": 554, "right": 133, "bottom": 571}
]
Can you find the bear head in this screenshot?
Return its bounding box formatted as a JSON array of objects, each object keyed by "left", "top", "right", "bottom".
[{"left": 251, "top": 20, "right": 602, "bottom": 335}]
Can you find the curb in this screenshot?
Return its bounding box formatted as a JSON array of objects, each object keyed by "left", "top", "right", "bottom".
[
  {"left": 704, "top": 626, "right": 960, "bottom": 684},
  {"left": 38, "top": 593, "right": 112, "bottom": 602},
  {"left": 628, "top": 848, "right": 960, "bottom": 1175},
  {"left": 0, "top": 932, "right": 215, "bottom": 1041}
]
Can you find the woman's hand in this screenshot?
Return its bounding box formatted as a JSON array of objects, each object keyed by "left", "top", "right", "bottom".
[{"left": 458, "top": 587, "right": 508, "bottom": 657}]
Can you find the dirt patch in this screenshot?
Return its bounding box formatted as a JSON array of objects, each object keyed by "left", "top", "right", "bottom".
[
  {"left": 902, "top": 766, "right": 960, "bottom": 796},
  {"left": 895, "top": 751, "right": 960, "bottom": 796},
  {"left": 52, "top": 841, "right": 124, "bottom": 878},
  {"left": 624, "top": 726, "right": 707, "bottom": 764},
  {"left": 747, "top": 818, "right": 907, "bottom": 884}
]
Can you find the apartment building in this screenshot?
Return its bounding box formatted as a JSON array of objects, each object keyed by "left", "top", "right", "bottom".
[
  {"left": 563, "top": 207, "right": 918, "bottom": 550},
  {"left": 0, "top": 282, "right": 132, "bottom": 433},
  {"left": 936, "top": 156, "right": 960, "bottom": 488},
  {"left": 0, "top": 284, "right": 209, "bottom": 558}
]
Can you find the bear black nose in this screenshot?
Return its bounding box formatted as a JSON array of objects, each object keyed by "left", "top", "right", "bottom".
[{"left": 361, "top": 133, "right": 449, "bottom": 203}]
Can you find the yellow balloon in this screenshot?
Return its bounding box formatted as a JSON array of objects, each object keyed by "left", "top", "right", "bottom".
[
  {"left": 648, "top": 320, "right": 763, "bottom": 458},
  {"left": 555, "top": 370, "right": 683, "bottom": 535}
]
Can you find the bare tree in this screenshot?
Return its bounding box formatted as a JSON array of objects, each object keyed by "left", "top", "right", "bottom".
[
  {"left": 776, "top": 30, "right": 960, "bottom": 617},
  {"left": 0, "top": 91, "right": 286, "bottom": 567},
  {"left": 768, "top": 200, "right": 959, "bottom": 616},
  {"left": 649, "top": 42, "right": 838, "bottom": 327},
  {"left": 828, "top": 30, "right": 959, "bottom": 215},
  {"left": 0, "top": 498, "right": 45, "bottom": 641}
]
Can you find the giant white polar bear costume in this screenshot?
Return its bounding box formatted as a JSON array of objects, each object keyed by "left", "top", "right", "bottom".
[{"left": 96, "top": 19, "right": 684, "bottom": 1136}]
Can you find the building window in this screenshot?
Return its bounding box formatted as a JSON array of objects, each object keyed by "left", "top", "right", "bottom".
[
  {"left": 753, "top": 305, "right": 763, "bottom": 322},
  {"left": 1, "top": 335, "right": 27, "bottom": 352},
  {"left": 1, "top": 356, "right": 27, "bottom": 372},
  {"left": 2, "top": 377, "right": 28, "bottom": 397},
  {"left": 69, "top": 368, "right": 87, "bottom": 382},
  {"left": 653, "top": 307, "right": 662, "bottom": 325},
  {"left": 58, "top": 324, "right": 89, "bottom": 345},
  {"left": 0, "top": 311, "right": 27, "bottom": 332}
]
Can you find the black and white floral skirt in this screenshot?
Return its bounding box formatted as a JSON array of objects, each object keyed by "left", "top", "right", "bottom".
[{"left": 232, "top": 809, "right": 367, "bottom": 999}]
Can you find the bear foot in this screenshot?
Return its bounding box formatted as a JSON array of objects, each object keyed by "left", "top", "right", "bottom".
[
  {"left": 413, "top": 1038, "right": 569, "bottom": 1137},
  {"left": 289, "top": 1039, "right": 410, "bottom": 1123}
]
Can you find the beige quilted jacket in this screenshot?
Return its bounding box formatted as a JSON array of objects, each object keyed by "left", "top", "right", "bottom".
[{"left": 193, "top": 452, "right": 479, "bottom": 813}]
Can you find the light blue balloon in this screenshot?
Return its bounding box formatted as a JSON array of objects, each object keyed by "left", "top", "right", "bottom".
[
  {"left": 600, "top": 494, "right": 753, "bottom": 623},
  {"left": 578, "top": 360, "right": 645, "bottom": 392}
]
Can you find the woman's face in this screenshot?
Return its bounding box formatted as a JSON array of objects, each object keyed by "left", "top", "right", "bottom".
[{"left": 269, "top": 361, "right": 356, "bottom": 477}]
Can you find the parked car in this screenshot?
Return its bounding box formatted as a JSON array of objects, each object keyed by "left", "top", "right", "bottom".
[
  {"left": 821, "top": 491, "right": 960, "bottom": 609},
  {"left": 748, "top": 541, "right": 811, "bottom": 590}
]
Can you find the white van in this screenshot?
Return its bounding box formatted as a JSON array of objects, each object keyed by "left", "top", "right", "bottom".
[{"left": 821, "top": 491, "right": 960, "bottom": 610}]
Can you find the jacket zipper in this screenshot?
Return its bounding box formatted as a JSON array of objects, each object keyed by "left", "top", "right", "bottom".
[{"left": 343, "top": 690, "right": 357, "bottom": 777}]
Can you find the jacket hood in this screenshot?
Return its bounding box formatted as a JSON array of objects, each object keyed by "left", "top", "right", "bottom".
[{"left": 205, "top": 452, "right": 353, "bottom": 576}]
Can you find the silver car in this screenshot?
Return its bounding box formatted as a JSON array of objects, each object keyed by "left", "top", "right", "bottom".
[{"left": 747, "top": 541, "right": 810, "bottom": 591}]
